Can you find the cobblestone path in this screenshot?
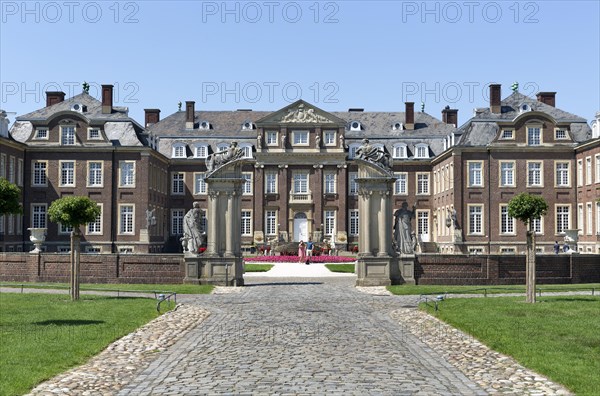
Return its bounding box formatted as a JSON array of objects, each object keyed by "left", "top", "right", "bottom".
[{"left": 120, "top": 277, "right": 485, "bottom": 395}]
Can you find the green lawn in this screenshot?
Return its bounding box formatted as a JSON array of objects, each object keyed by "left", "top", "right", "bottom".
[
  {"left": 422, "top": 296, "right": 600, "bottom": 395},
  {"left": 325, "top": 264, "right": 355, "bottom": 273},
  {"left": 244, "top": 264, "right": 274, "bottom": 272},
  {"left": 0, "top": 293, "right": 167, "bottom": 396},
  {"left": 388, "top": 283, "right": 600, "bottom": 296},
  {"left": 0, "top": 282, "right": 214, "bottom": 295}
]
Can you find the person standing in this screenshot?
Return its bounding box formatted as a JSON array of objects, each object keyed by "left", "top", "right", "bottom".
[
  {"left": 298, "top": 240, "right": 306, "bottom": 263},
  {"left": 554, "top": 241, "right": 560, "bottom": 255},
  {"left": 306, "top": 238, "right": 314, "bottom": 264}
]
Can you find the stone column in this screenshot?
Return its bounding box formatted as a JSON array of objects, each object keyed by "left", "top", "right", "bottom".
[
  {"left": 358, "top": 189, "right": 372, "bottom": 255},
  {"left": 207, "top": 191, "right": 219, "bottom": 255},
  {"left": 225, "top": 192, "right": 234, "bottom": 256},
  {"left": 378, "top": 191, "right": 390, "bottom": 257}
]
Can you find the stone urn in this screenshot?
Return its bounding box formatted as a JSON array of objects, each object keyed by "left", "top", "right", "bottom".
[
  {"left": 27, "top": 228, "right": 47, "bottom": 253},
  {"left": 563, "top": 229, "right": 579, "bottom": 253}
]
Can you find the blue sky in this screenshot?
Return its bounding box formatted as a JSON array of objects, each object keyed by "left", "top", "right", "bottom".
[{"left": 1, "top": 1, "right": 599, "bottom": 127}]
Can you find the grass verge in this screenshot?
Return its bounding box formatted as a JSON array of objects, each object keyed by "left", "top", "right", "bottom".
[
  {"left": 244, "top": 264, "right": 274, "bottom": 272},
  {"left": 422, "top": 295, "right": 600, "bottom": 395},
  {"left": 388, "top": 283, "right": 600, "bottom": 296},
  {"left": 325, "top": 264, "right": 355, "bottom": 273},
  {"left": 0, "top": 282, "right": 214, "bottom": 295},
  {"left": 0, "top": 293, "right": 167, "bottom": 395}
]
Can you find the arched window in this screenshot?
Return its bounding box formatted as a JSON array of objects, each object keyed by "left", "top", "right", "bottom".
[
  {"left": 415, "top": 143, "right": 429, "bottom": 159},
  {"left": 348, "top": 143, "right": 361, "bottom": 159},
  {"left": 172, "top": 143, "right": 187, "bottom": 158},
  {"left": 239, "top": 143, "right": 253, "bottom": 158},
  {"left": 392, "top": 144, "right": 407, "bottom": 159},
  {"left": 194, "top": 143, "right": 208, "bottom": 158}
]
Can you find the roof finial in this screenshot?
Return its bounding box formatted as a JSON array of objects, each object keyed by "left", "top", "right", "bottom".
[
  {"left": 82, "top": 82, "right": 90, "bottom": 94},
  {"left": 178, "top": 101, "right": 182, "bottom": 111},
  {"left": 511, "top": 81, "right": 519, "bottom": 93},
  {"left": 421, "top": 102, "right": 425, "bottom": 112}
]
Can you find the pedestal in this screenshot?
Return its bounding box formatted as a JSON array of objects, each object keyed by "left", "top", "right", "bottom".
[
  {"left": 398, "top": 254, "right": 416, "bottom": 285},
  {"left": 184, "top": 255, "right": 244, "bottom": 286}
]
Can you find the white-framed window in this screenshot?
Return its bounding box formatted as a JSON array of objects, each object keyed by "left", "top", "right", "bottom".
[
  {"left": 500, "top": 129, "right": 514, "bottom": 140},
  {"left": 118, "top": 247, "right": 134, "bottom": 254},
  {"left": 241, "top": 210, "right": 252, "bottom": 235},
  {"left": 198, "top": 209, "right": 207, "bottom": 233},
  {"left": 596, "top": 202, "right": 600, "bottom": 235},
  {"left": 194, "top": 144, "right": 208, "bottom": 158},
  {"left": 556, "top": 205, "right": 570, "bottom": 234},
  {"left": 88, "top": 128, "right": 101, "bottom": 140},
  {"left": 500, "top": 205, "right": 515, "bottom": 235},
  {"left": 349, "top": 172, "right": 358, "bottom": 196},
  {"left": 293, "top": 130, "right": 309, "bottom": 145},
  {"left": 293, "top": 172, "right": 308, "bottom": 194},
  {"left": 87, "top": 161, "right": 103, "bottom": 187},
  {"left": 596, "top": 154, "right": 600, "bottom": 183},
  {"left": 555, "top": 128, "right": 567, "bottom": 140},
  {"left": 417, "top": 210, "right": 429, "bottom": 237},
  {"left": 348, "top": 143, "right": 361, "bottom": 159},
  {"left": 324, "top": 130, "right": 336, "bottom": 146},
  {"left": 416, "top": 172, "right": 430, "bottom": 195},
  {"left": 500, "top": 161, "right": 515, "bottom": 187},
  {"left": 171, "top": 209, "right": 184, "bottom": 236},
  {"left": 216, "top": 143, "right": 228, "bottom": 152},
  {"left": 527, "top": 161, "right": 543, "bottom": 187},
  {"left": 266, "top": 131, "right": 278, "bottom": 145},
  {"left": 468, "top": 247, "right": 485, "bottom": 255},
  {"left": 531, "top": 217, "right": 543, "bottom": 235},
  {"left": 349, "top": 210, "right": 359, "bottom": 236},
  {"left": 392, "top": 144, "right": 407, "bottom": 159},
  {"left": 265, "top": 211, "right": 277, "bottom": 236},
  {"left": 265, "top": 172, "right": 277, "bottom": 194},
  {"left": 34, "top": 128, "right": 48, "bottom": 140},
  {"left": 415, "top": 144, "right": 429, "bottom": 159},
  {"left": 586, "top": 157, "right": 592, "bottom": 185},
  {"left": 586, "top": 202, "right": 593, "bottom": 235},
  {"left": 577, "top": 159, "right": 583, "bottom": 186},
  {"left": 468, "top": 161, "right": 483, "bottom": 187},
  {"left": 60, "top": 223, "right": 74, "bottom": 234},
  {"left": 468, "top": 205, "right": 483, "bottom": 235},
  {"left": 171, "top": 172, "right": 185, "bottom": 195},
  {"left": 242, "top": 172, "right": 253, "bottom": 195},
  {"left": 240, "top": 143, "right": 253, "bottom": 158},
  {"left": 194, "top": 173, "right": 207, "bottom": 195},
  {"left": 394, "top": 172, "right": 407, "bottom": 195},
  {"left": 500, "top": 247, "right": 516, "bottom": 254},
  {"left": 578, "top": 204, "right": 584, "bottom": 235},
  {"left": 119, "top": 161, "right": 135, "bottom": 187},
  {"left": 172, "top": 143, "right": 187, "bottom": 158},
  {"left": 119, "top": 204, "right": 135, "bottom": 235},
  {"left": 555, "top": 161, "right": 570, "bottom": 187},
  {"left": 527, "top": 126, "right": 541, "bottom": 146},
  {"left": 324, "top": 210, "right": 336, "bottom": 236},
  {"left": 324, "top": 172, "right": 336, "bottom": 194},
  {"left": 32, "top": 161, "right": 48, "bottom": 186},
  {"left": 59, "top": 160, "right": 75, "bottom": 187},
  {"left": 31, "top": 204, "right": 47, "bottom": 228},
  {"left": 86, "top": 246, "right": 101, "bottom": 253},
  {"left": 17, "top": 159, "right": 23, "bottom": 187},
  {"left": 87, "top": 204, "right": 103, "bottom": 235},
  {"left": 60, "top": 126, "right": 76, "bottom": 145}
]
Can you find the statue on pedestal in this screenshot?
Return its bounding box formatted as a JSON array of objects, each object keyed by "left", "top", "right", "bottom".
[
  {"left": 206, "top": 141, "right": 244, "bottom": 172},
  {"left": 182, "top": 202, "right": 205, "bottom": 254},
  {"left": 394, "top": 202, "right": 416, "bottom": 254},
  {"left": 356, "top": 138, "right": 391, "bottom": 169}
]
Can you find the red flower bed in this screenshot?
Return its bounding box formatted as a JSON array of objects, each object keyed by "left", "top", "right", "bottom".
[
  {"left": 244, "top": 255, "right": 355, "bottom": 263},
  {"left": 198, "top": 247, "right": 206, "bottom": 254}
]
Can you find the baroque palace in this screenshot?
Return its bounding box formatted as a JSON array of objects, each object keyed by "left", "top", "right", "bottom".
[{"left": 1, "top": 84, "right": 600, "bottom": 255}]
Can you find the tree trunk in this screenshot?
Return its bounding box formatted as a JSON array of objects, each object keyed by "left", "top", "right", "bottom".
[
  {"left": 70, "top": 229, "right": 81, "bottom": 301},
  {"left": 526, "top": 229, "right": 536, "bottom": 303}
]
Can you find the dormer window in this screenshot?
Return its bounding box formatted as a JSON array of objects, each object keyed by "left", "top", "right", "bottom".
[
  {"left": 194, "top": 144, "right": 208, "bottom": 158},
  {"left": 199, "top": 121, "right": 211, "bottom": 130},
  {"left": 88, "top": 128, "right": 101, "bottom": 140},
  {"left": 392, "top": 122, "right": 403, "bottom": 131},
  {"left": 349, "top": 121, "right": 361, "bottom": 131},
  {"left": 527, "top": 126, "right": 542, "bottom": 146},
  {"left": 216, "top": 143, "right": 228, "bottom": 152},
  {"left": 60, "top": 126, "right": 75, "bottom": 145},
  {"left": 34, "top": 128, "right": 48, "bottom": 140},
  {"left": 519, "top": 104, "right": 531, "bottom": 113},
  {"left": 172, "top": 143, "right": 187, "bottom": 158},
  {"left": 555, "top": 129, "right": 568, "bottom": 140},
  {"left": 242, "top": 121, "right": 254, "bottom": 130},
  {"left": 239, "top": 143, "right": 253, "bottom": 158},
  {"left": 348, "top": 143, "right": 361, "bottom": 159},
  {"left": 500, "top": 129, "right": 514, "bottom": 140},
  {"left": 415, "top": 144, "right": 429, "bottom": 159},
  {"left": 392, "top": 144, "right": 407, "bottom": 159}
]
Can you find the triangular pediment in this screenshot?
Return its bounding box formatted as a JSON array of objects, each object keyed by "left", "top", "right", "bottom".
[{"left": 256, "top": 100, "right": 346, "bottom": 126}]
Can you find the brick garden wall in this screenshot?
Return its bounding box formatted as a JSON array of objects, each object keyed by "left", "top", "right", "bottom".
[
  {"left": 415, "top": 254, "right": 600, "bottom": 285},
  {"left": 0, "top": 253, "right": 184, "bottom": 284}
]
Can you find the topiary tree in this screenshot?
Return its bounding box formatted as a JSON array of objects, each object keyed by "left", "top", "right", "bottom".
[
  {"left": 508, "top": 193, "right": 548, "bottom": 303},
  {"left": 0, "top": 177, "right": 22, "bottom": 216},
  {"left": 48, "top": 196, "right": 101, "bottom": 300}
]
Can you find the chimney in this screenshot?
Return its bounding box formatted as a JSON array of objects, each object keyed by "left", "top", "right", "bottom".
[
  {"left": 101, "top": 84, "right": 113, "bottom": 114},
  {"left": 185, "top": 101, "right": 195, "bottom": 129},
  {"left": 405, "top": 102, "right": 414, "bottom": 130},
  {"left": 144, "top": 109, "right": 161, "bottom": 127},
  {"left": 442, "top": 106, "right": 458, "bottom": 127},
  {"left": 490, "top": 84, "right": 501, "bottom": 114},
  {"left": 46, "top": 91, "right": 65, "bottom": 107},
  {"left": 536, "top": 92, "right": 556, "bottom": 107}
]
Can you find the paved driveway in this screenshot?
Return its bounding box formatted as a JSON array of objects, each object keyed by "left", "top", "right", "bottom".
[{"left": 120, "top": 276, "right": 485, "bottom": 395}]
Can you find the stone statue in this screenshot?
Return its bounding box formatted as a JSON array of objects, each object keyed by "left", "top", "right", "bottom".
[
  {"left": 394, "top": 202, "right": 416, "bottom": 254},
  {"left": 279, "top": 104, "right": 330, "bottom": 123},
  {"left": 205, "top": 141, "right": 244, "bottom": 172},
  {"left": 182, "top": 202, "right": 204, "bottom": 254},
  {"left": 257, "top": 134, "right": 262, "bottom": 149},
  {"left": 281, "top": 134, "right": 287, "bottom": 147},
  {"left": 451, "top": 209, "right": 460, "bottom": 229},
  {"left": 315, "top": 133, "right": 321, "bottom": 148},
  {"left": 339, "top": 135, "right": 346, "bottom": 149},
  {"left": 355, "top": 138, "right": 391, "bottom": 169},
  {"left": 145, "top": 209, "right": 156, "bottom": 229}
]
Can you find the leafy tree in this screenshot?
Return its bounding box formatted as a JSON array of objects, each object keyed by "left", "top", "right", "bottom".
[
  {"left": 0, "top": 177, "right": 22, "bottom": 215},
  {"left": 49, "top": 196, "right": 101, "bottom": 300},
  {"left": 508, "top": 193, "right": 549, "bottom": 303}
]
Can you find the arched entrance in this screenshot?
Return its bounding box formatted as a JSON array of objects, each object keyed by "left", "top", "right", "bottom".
[{"left": 293, "top": 212, "right": 308, "bottom": 242}]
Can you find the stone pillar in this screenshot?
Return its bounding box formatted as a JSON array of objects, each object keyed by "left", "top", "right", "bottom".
[
  {"left": 207, "top": 191, "right": 219, "bottom": 255},
  {"left": 378, "top": 191, "right": 391, "bottom": 256},
  {"left": 358, "top": 189, "right": 372, "bottom": 255},
  {"left": 225, "top": 192, "right": 234, "bottom": 256}
]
